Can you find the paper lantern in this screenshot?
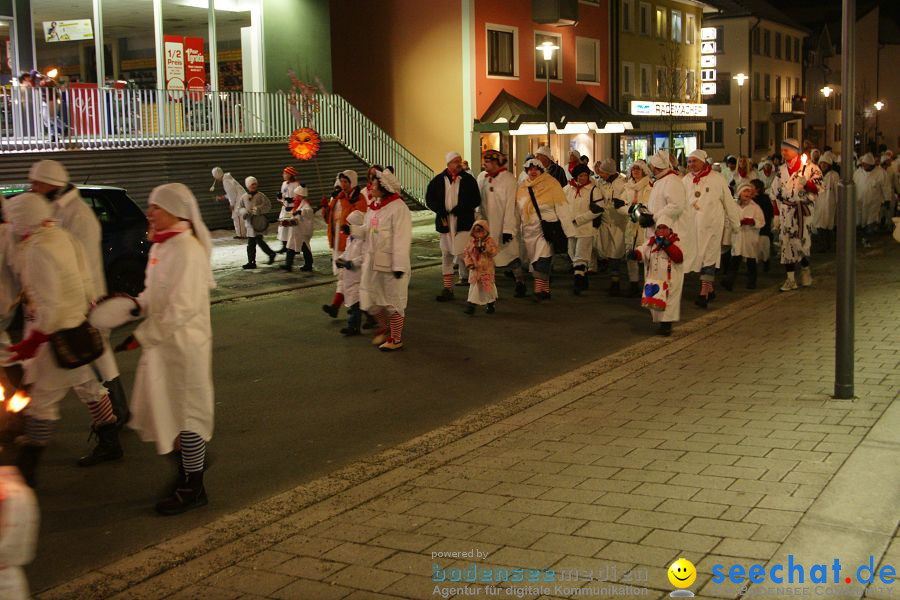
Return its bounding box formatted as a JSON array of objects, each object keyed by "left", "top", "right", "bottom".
[{"left": 289, "top": 128, "right": 321, "bottom": 161}]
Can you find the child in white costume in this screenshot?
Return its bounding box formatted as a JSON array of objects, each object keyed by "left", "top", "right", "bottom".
[
  {"left": 565, "top": 163, "right": 603, "bottom": 295},
  {"left": 335, "top": 210, "right": 366, "bottom": 335},
  {"left": 279, "top": 183, "right": 315, "bottom": 272},
  {"left": 631, "top": 220, "right": 686, "bottom": 337},
  {"left": 724, "top": 182, "right": 766, "bottom": 290},
  {"left": 463, "top": 220, "right": 499, "bottom": 314},
  {"left": 276, "top": 166, "right": 300, "bottom": 253}
]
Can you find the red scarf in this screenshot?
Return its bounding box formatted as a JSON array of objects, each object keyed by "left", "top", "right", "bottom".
[
  {"left": 569, "top": 180, "right": 590, "bottom": 196},
  {"left": 691, "top": 163, "right": 712, "bottom": 184},
  {"left": 568, "top": 159, "right": 579, "bottom": 174},
  {"left": 787, "top": 155, "right": 803, "bottom": 175},
  {"left": 152, "top": 222, "right": 190, "bottom": 244},
  {"left": 369, "top": 193, "right": 402, "bottom": 211},
  {"left": 487, "top": 167, "right": 507, "bottom": 183},
  {"left": 737, "top": 165, "right": 748, "bottom": 178},
  {"left": 445, "top": 169, "right": 457, "bottom": 183}
]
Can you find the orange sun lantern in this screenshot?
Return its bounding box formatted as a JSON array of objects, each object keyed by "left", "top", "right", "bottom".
[
  {"left": 1, "top": 383, "right": 30, "bottom": 414},
  {"left": 289, "top": 128, "right": 321, "bottom": 161}
]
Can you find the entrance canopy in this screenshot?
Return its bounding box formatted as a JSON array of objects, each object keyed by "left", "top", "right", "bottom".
[{"left": 475, "top": 90, "right": 632, "bottom": 136}]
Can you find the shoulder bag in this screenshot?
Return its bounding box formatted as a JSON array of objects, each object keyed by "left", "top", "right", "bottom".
[{"left": 527, "top": 187, "right": 569, "bottom": 254}]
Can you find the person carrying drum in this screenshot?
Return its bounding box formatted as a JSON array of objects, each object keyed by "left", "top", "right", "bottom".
[{"left": 239, "top": 176, "right": 276, "bottom": 269}]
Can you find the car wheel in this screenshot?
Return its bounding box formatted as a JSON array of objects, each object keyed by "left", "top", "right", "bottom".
[{"left": 107, "top": 256, "right": 147, "bottom": 296}]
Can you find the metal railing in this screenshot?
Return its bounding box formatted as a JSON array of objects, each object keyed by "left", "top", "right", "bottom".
[{"left": 0, "top": 86, "right": 433, "bottom": 204}]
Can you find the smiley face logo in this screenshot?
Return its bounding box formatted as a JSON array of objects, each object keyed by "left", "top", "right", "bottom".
[{"left": 668, "top": 558, "right": 697, "bottom": 588}]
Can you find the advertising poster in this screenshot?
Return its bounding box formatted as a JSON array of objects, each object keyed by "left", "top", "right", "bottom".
[
  {"left": 43, "top": 19, "right": 94, "bottom": 42},
  {"left": 164, "top": 34, "right": 185, "bottom": 93},
  {"left": 183, "top": 36, "right": 206, "bottom": 94}
]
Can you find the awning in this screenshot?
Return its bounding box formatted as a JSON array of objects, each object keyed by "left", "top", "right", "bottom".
[
  {"left": 577, "top": 95, "right": 634, "bottom": 132},
  {"left": 474, "top": 90, "right": 547, "bottom": 133},
  {"left": 474, "top": 90, "right": 634, "bottom": 135}
]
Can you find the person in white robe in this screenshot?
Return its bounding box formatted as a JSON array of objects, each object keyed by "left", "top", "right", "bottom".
[
  {"left": 275, "top": 166, "right": 300, "bottom": 254},
  {"left": 335, "top": 210, "right": 366, "bottom": 335},
  {"left": 853, "top": 153, "right": 892, "bottom": 247},
  {"left": 723, "top": 182, "right": 766, "bottom": 290},
  {"left": 279, "top": 183, "right": 315, "bottom": 272},
  {"left": 813, "top": 152, "right": 840, "bottom": 250},
  {"left": 3, "top": 193, "right": 122, "bottom": 487},
  {"left": 119, "top": 183, "right": 215, "bottom": 515},
  {"left": 477, "top": 150, "right": 527, "bottom": 297},
  {"left": 516, "top": 158, "right": 576, "bottom": 300},
  {"left": 683, "top": 149, "right": 740, "bottom": 308},
  {"left": 28, "top": 159, "right": 128, "bottom": 427},
  {"left": 565, "top": 163, "right": 602, "bottom": 295},
  {"left": 769, "top": 138, "right": 822, "bottom": 291},
  {"left": 360, "top": 170, "right": 412, "bottom": 351},
  {"left": 631, "top": 219, "right": 686, "bottom": 337},
  {"left": 621, "top": 160, "right": 653, "bottom": 297},
  {"left": 211, "top": 166, "right": 247, "bottom": 238},
  {"left": 594, "top": 159, "right": 629, "bottom": 296}
]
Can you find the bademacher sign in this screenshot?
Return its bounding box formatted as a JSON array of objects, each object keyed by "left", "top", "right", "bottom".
[{"left": 630, "top": 100, "right": 708, "bottom": 118}]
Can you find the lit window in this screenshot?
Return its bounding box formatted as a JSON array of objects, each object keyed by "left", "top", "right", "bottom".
[
  {"left": 671, "top": 10, "right": 682, "bottom": 43},
  {"left": 486, "top": 26, "right": 517, "bottom": 78},
  {"left": 655, "top": 8, "right": 666, "bottom": 38},
  {"left": 686, "top": 14, "right": 696, "bottom": 44},
  {"left": 534, "top": 32, "right": 562, "bottom": 81}
]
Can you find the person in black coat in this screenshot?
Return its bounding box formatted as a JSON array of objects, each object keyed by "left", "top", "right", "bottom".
[
  {"left": 425, "top": 151, "right": 481, "bottom": 301},
  {"left": 751, "top": 178, "right": 774, "bottom": 270},
  {"left": 535, "top": 145, "right": 568, "bottom": 187}
]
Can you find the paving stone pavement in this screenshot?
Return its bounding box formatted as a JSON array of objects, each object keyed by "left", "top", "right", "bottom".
[{"left": 40, "top": 241, "right": 900, "bottom": 600}]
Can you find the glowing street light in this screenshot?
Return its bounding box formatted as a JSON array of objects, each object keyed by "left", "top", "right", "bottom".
[
  {"left": 821, "top": 86, "right": 834, "bottom": 146},
  {"left": 733, "top": 73, "right": 748, "bottom": 155},
  {"left": 874, "top": 101, "right": 885, "bottom": 111},
  {"left": 536, "top": 41, "right": 560, "bottom": 147},
  {"left": 821, "top": 86, "right": 833, "bottom": 98}
]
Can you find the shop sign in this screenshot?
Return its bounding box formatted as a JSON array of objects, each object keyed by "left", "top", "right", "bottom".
[
  {"left": 183, "top": 37, "right": 206, "bottom": 93},
  {"left": 43, "top": 19, "right": 94, "bottom": 42},
  {"left": 68, "top": 82, "right": 99, "bottom": 135},
  {"left": 700, "top": 26, "right": 717, "bottom": 95},
  {"left": 164, "top": 35, "right": 185, "bottom": 94},
  {"left": 630, "top": 101, "right": 708, "bottom": 117}
]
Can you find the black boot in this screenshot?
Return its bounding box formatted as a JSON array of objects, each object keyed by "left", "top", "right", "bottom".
[
  {"left": 463, "top": 302, "right": 476, "bottom": 315},
  {"left": 15, "top": 444, "right": 45, "bottom": 488},
  {"left": 243, "top": 240, "right": 257, "bottom": 269},
  {"left": 299, "top": 243, "right": 314, "bottom": 271},
  {"left": 607, "top": 280, "right": 621, "bottom": 297},
  {"left": 514, "top": 282, "right": 526, "bottom": 298},
  {"left": 362, "top": 312, "right": 378, "bottom": 329},
  {"left": 77, "top": 422, "right": 124, "bottom": 467},
  {"left": 280, "top": 249, "right": 296, "bottom": 272},
  {"left": 276, "top": 242, "right": 288, "bottom": 254},
  {"left": 485, "top": 302, "right": 496, "bottom": 314},
  {"left": 155, "top": 471, "right": 208, "bottom": 516},
  {"left": 104, "top": 377, "right": 130, "bottom": 429},
  {"left": 694, "top": 295, "right": 709, "bottom": 308},
  {"left": 629, "top": 281, "right": 641, "bottom": 298},
  {"left": 573, "top": 275, "right": 585, "bottom": 296},
  {"left": 436, "top": 288, "right": 454, "bottom": 302},
  {"left": 322, "top": 304, "right": 339, "bottom": 318},
  {"left": 657, "top": 322, "right": 673, "bottom": 336}
]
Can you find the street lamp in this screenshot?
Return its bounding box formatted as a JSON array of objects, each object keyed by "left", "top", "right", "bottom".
[
  {"left": 874, "top": 101, "right": 885, "bottom": 147},
  {"left": 733, "top": 73, "right": 748, "bottom": 157},
  {"left": 821, "top": 86, "right": 833, "bottom": 147},
  {"left": 537, "top": 40, "right": 559, "bottom": 147}
]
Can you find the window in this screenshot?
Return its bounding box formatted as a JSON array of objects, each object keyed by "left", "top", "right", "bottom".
[
  {"left": 534, "top": 32, "right": 562, "bottom": 81},
  {"left": 795, "top": 77, "right": 800, "bottom": 97},
  {"left": 640, "top": 63, "right": 651, "bottom": 96},
  {"left": 671, "top": 10, "right": 682, "bottom": 42},
  {"left": 576, "top": 37, "right": 600, "bottom": 83},
  {"left": 753, "top": 72, "right": 760, "bottom": 99},
  {"left": 763, "top": 29, "right": 770, "bottom": 56},
  {"left": 784, "top": 35, "right": 792, "bottom": 61},
  {"left": 622, "top": 62, "right": 634, "bottom": 95},
  {"left": 794, "top": 38, "right": 800, "bottom": 62},
  {"left": 764, "top": 73, "right": 771, "bottom": 100},
  {"left": 707, "top": 71, "right": 731, "bottom": 105},
  {"left": 754, "top": 121, "right": 770, "bottom": 150},
  {"left": 655, "top": 8, "right": 666, "bottom": 38},
  {"left": 705, "top": 119, "right": 724, "bottom": 147},
  {"left": 787, "top": 122, "right": 798, "bottom": 139},
  {"left": 686, "top": 70, "right": 696, "bottom": 99},
  {"left": 686, "top": 14, "right": 696, "bottom": 44},
  {"left": 623, "top": 0, "right": 633, "bottom": 32},
  {"left": 786, "top": 77, "right": 791, "bottom": 98},
  {"left": 656, "top": 65, "right": 666, "bottom": 97},
  {"left": 751, "top": 28, "right": 760, "bottom": 55},
  {"left": 775, "top": 76, "right": 781, "bottom": 101},
  {"left": 486, "top": 25, "right": 518, "bottom": 78},
  {"left": 775, "top": 32, "right": 782, "bottom": 59},
  {"left": 715, "top": 26, "right": 725, "bottom": 54},
  {"left": 639, "top": 2, "right": 651, "bottom": 35}
]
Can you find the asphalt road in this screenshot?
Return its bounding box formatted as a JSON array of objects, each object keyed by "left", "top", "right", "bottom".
[{"left": 24, "top": 247, "right": 791, "bottom": 592}]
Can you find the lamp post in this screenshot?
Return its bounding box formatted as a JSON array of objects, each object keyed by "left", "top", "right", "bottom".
[
  {"left": 874, "top": 101, "right": 885, "bottom": 147},
  {"left": 733, "top": 73, "right": 748, "bottom": 156},
  {"left": 821, "top": 86, "right": 833, "bottom": 148},
  {"left": 537, "top": 40, "right": 559, "bottom": 148}
]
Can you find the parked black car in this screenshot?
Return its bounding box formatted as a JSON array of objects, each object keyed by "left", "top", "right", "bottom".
[{"left": 0, "top": 184, "right": 150, "bottom": 295}]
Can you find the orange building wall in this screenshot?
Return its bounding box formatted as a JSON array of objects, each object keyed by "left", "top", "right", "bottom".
[
  {"left": 330, "top": 0, "right": 464, "bottom": 172},
  {"left": 474, "top": 0, "right": 610, "bottom": 118}
]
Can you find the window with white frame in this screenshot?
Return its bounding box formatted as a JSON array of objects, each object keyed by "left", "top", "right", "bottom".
[
  {"left": 686, "top": 14, "right": 696, "bottom": 44},
  {"left": 534, "top": 32, "right": 562, "bottom": 81},
  {"left": 656, "top": 65, "right": 666, "bottom": 97},
  {"left": 686, "top": 69, "right": 696, "bottom": 99},
  {"left": 623, "top": 0, "right": 633, "bottom": 32},
  {"left": 486, "top": 25, "right": 518, "bottom": 78},
  {"left": 639, "top": 2, "right": 651, "bottom": 35},
  {"left": 655, "top": 7, "right": 666, "bottom": 38},
  {"left": 671, "top": 10, "right": 682, "bottom": 43},
  {"left": 640, "top": 63, "right": 651, "bottom": 96},
  {"left": 622, "top": 62, "right": 634, "bottom": 95},
  {"left": 576, "top": 37, "right": 600, "bottom": 83},
  {"left": 705, "top": 119, "right": 724, "bottom": 147}
]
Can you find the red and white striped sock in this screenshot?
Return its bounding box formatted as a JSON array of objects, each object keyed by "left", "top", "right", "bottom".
[
  {"left": 87, "top": 395, "right": 115, "bottom": 425},
  {"left": 535, "top": 279, "right": 550, "bottom": 293},
  {"left": 442, "top": 274, "right": 453, "bottom": 289},
  {"left": 374, "top": 310, "right": 389, "bottom": 334},
  {"left": 331, "top": 292, "right": 345, "bottom": 308},
  {"left": 389, "top": 313, "right": 404, "bottom": 342},
  {"left": 700, "top": 280, "right": 713, "bottom": 297}
]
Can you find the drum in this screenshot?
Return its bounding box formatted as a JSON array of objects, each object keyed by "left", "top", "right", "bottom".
[
  {"left": 250, "top": 214, "right": 269, "bottom": 234},
  {"left": 89, "top": 294, "right": 141, "bottom": 330}
]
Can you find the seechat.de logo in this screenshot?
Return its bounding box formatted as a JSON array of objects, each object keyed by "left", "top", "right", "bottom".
[{"left": 711, "top": 556, "right": 896, "bottom": 586}]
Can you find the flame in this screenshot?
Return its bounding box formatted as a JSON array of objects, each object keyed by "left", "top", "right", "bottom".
[
  {"left": 7, "top": 391, "right": 30, "bottom": 413},
  {"left": 801, "top": 153, "right": 808, "bottom": 166}
]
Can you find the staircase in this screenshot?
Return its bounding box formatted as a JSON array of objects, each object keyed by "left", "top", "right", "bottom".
[{"left": 0, "top": 140, "right": 425, "bottom": 230}]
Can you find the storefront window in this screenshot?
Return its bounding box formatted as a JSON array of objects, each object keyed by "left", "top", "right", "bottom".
[
  {"left": 215, "top": 3, "right": 253, "bottom": 91},
  {"left": 103, "top": 0, "right": 157, "bottom": 88},
  {"left": 31, "top": 0, "right": 97, "bottom": 84}
]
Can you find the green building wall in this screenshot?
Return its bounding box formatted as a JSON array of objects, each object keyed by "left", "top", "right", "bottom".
[{"left": 263, "top": 0, "right": 332, "bottom": 92}]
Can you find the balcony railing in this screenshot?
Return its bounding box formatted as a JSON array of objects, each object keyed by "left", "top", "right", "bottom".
[
  {"left": 0, "top": 87, "right": 433, "bottom": 204},
  {"left": 770, "top": 96, "right": 806, "bottom": 114}
]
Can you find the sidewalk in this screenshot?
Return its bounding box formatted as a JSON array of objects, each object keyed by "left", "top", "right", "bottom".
[{"left": 41, "top": 242, "right": 900, "bottom": 600}]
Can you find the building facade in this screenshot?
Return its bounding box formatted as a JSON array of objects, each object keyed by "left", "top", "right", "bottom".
[
  {"left": 614, "top": 0, "right": 708, "bottom": 167},
  {"left": 702, "top": 4, "right": 807, "bottom": 161}
]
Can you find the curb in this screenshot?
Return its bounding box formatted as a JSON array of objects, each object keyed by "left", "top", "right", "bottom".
[{"left": 40, "top": 275, "right": 800, "bottom": 599}]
